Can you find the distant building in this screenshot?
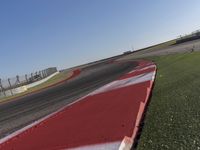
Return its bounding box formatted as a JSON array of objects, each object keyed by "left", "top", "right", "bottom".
[
  {"left": 123, "top": 51, "right": 132, "bottom": 55},
  {"left": 176, "top": 30, "right": 200, "bottom": 44}
]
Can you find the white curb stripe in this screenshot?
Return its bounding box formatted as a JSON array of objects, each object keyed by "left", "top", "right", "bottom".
[
  {"left": 0, "top": 63, "right": 157, "bottom": 150},
  {"left": 67, "top": 141, "right": 121, "bottom": 150},
  {"left": 119, "top": 136, "right": 133, "bottom": 150},
  {"left": 89, "top": 71, "right": 155, "bottom": 96},
  {"left": 128, "top": 65, "right": 156, "bottom": 74}
]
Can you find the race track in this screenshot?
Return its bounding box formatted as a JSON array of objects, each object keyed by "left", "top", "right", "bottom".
[
  {"left": 0, "top": 60, "right": 156, "bottom": 150},
  {"left": 0, "top": 61, "right": 137, "bottom": 139}
]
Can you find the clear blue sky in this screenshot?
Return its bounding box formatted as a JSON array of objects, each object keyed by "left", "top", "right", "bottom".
[{"left": 0, "top": 0, "right": 200, "bottom": 78}]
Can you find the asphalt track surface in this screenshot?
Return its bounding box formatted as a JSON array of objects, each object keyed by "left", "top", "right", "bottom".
[
  {"left": 0, "top": 60, "right": 156, "bottom": 150},
  {"left": 119, "top": 39, "right": 200, "bottom": 60},
  {"left": 0, "top": 61, "right": 137, "bottom": 139}
]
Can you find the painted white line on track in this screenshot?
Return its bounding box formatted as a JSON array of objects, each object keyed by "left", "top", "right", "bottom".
[{"left": 68, "top": 141, "right": 121, "bottom": 150}]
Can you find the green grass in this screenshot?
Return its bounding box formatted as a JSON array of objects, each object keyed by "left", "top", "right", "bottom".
[
  {"left": 0, "top": 70, "right": 72, "bottom": 103},
  {"left": 137, "top": 52, "right": 200, "bottom": 150}
]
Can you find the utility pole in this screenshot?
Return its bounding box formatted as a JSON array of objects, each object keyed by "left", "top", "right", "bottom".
[
  {"left": 8, "top": 78, "right": 13, "bottom": 96},
  {"left": 131, "top": 45, "right": 134, "bottom": 51}
]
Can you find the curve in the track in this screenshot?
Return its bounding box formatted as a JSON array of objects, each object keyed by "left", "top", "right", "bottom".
[
  {"left": 0, "top": 60, "right": 156, "bottom": 150},
  {"left": 0, "top": 62, "right": 136, "bottom": 140}
]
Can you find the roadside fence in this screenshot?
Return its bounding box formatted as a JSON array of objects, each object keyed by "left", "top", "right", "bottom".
[{"left": 0, "top": 67, "right": 57, "bottom": 99}]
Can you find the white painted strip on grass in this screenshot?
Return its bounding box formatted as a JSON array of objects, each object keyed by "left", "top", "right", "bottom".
[
  {"left": 68, "top": 141, "right": 121, "bottom": 150},
  {"left": 89, "top": 71, "right": 155, "bottom": 96}
]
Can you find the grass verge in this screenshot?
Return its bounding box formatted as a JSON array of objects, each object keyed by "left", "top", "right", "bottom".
[
  {"left": 119, "top": 40, "right": 176, "bottom": 61},
  {"left": 137, "top": 51, "right": 200, "bottom": 150},
  {"left": 0, "top": 70, "right": 73, "bottom": 103}
]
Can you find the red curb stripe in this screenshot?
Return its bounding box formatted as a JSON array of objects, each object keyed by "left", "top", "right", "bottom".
[{"left": 0, "top": 61, "right": 156, "bottom": 150}]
